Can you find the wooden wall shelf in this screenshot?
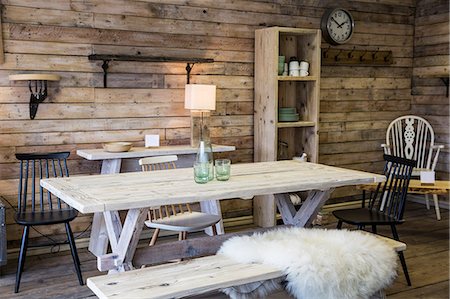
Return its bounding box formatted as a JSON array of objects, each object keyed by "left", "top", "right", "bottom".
[
  {"left": 88, "top": 54, "right": 213, "bottom": 63},
  {"left": 88, "top": 54, "right": 214, "bottom": 87},
  {"left": 9, "top": 73, "right": 61, "bottom": 119},
  {"left": 9, "top": 74, "right": 60, "bottom": 81}
]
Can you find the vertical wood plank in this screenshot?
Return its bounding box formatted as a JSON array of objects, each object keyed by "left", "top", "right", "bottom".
[{"left": 0, "top": 10, "right": 4, "bottom": 64}]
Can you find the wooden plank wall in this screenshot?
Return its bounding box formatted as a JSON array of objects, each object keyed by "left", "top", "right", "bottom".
[
  {"left": 0, "top": 0, "right": 419, "bottom": 246},
  {"left": 412, "top": 0, "right": 449, "bottom": 180}
]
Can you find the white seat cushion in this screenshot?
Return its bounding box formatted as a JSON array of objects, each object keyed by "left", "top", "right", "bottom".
[{"left": 145, "top": 211, "right": 221, "bottom": 232}]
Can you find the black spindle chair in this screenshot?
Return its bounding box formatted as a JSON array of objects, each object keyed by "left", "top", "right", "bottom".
[
  {"left": 332, "top": 154, "right": 416, "bottom": 286},
  {"left": 14, "top": 152, "right": 83, "bottom": 293}
]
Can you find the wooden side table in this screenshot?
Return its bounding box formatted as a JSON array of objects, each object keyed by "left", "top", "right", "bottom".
[{"left": 358, "top": 180, "right": 449, "bottom": 220}]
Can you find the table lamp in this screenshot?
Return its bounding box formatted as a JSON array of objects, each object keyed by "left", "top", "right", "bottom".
[{"left": 185, "top": 84, "right": 216, "bottom": 147}]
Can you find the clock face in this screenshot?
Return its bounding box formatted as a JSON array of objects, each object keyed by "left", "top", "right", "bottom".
[{"left": 322, "top": 8, "right": 354, "bottom": 45}]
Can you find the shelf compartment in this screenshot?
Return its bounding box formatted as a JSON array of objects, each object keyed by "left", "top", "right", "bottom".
[
  {"left": 277, "top": 121, "right": 315, "bottom": 128},
  {"left": 278, "top": 126, "right": 317, "bottom": 161}
]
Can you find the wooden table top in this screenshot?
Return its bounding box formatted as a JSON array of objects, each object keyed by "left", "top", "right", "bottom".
[
  {"left": 76, "top": 144, "right": 236, "bottom": 160},
  {"left": 41, "top": 161, "right": 385, "bottom": 214},
  {"left": 408, "top": 180, "right": 450, "bottom": 195}
]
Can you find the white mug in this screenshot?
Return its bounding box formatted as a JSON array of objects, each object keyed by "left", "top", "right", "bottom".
[
  {"left": 299, "top": 70, "right": 309, "bottom": 77},
  {"left": 289, "top": 60, "right": 299, "bottom": 71},
  {"left": 300, "top": 61, "right": 309, "bottom": 71},
  {"left": 289, "top": 69, "right": 300, "bottom": 76}
]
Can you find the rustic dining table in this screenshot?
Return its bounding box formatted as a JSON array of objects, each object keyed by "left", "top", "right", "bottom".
[
  {"left": 41, "top": 160, "right": 385, "bottom": 273},
  {"left": 77, "top": 144, "right": 235, "bottom": 256}
]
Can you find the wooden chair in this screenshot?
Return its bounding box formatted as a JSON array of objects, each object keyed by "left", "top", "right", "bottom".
[
  {"left": 139, "top": 155, "right": 222, "bottom": 246},
  {"left": 381, "top": 115, "right": 444, "bottom": 219},
  {"left": 333, "top": 154, "right": 416, "bottom": 286},
  {"left": 14, "top": 152, "right": 83, "bottom": 293}
]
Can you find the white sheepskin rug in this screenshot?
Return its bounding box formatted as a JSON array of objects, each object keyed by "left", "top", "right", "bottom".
[{"left": 218, "top": 227, "right": 397, "bottom": 299}]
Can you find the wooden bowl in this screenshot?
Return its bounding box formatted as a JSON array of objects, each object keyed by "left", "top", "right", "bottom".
[{"left": 103, "top": 142, "right": 132, "bottom": 152}]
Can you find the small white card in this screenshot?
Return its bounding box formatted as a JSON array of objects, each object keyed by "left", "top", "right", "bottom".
[
  {"left": 145, "top": 134, "right": 160, "bottom": 147},
  {"left": 420, "top": 170, "right": 435, "bottom": 184}
]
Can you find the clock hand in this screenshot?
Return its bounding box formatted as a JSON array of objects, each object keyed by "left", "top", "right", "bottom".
[
  {"left": 330, "top": 17, "right": 340, "bottom": 27},
  {"left": 338, "top": 20, "right": 349, "bottom": 28}
]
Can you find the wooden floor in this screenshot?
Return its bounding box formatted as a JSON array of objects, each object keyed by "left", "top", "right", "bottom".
[{"left": 0, "top": 202, "right": 448, "bottom": 298}]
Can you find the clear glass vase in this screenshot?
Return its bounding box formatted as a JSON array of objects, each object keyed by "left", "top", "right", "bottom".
[{"left": 195, "top": 140, "right": 214, "bottom": 182}]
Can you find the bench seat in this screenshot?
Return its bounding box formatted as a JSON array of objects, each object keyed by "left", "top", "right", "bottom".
[
  {"left": 87, "top": 255, "right": 283, "bottom": 299},
  {"left": 87, "top": 233, "right": 406, "bottom": 299}
]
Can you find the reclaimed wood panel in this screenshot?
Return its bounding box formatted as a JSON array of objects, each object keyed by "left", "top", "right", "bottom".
[
  {"left": 412, "top": 0, "right": 449, "bottom": 180},
  {"left": 0, "top": 0, "right": 427, "bottom": 248}
]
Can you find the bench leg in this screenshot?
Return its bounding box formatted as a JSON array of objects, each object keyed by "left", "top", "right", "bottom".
[{"left": 391, "top": 225, "right": 411, "bottom": 286}]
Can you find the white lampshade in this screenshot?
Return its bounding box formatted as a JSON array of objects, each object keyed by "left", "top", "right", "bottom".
[{"left": 184, "top": 84, "right": 216, "bottom": 111}]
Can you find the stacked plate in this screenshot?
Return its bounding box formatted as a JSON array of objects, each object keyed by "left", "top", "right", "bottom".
[{"left": 278, "top": 107, "right": 299, "bottom": 122}]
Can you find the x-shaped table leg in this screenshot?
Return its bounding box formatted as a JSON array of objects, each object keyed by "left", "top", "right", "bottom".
[
  {"left": 275, "top": 189, "right": 334, "bottom": 227},
  {"left": 101, "top": 208, "right": 148, "bottom": 273}
]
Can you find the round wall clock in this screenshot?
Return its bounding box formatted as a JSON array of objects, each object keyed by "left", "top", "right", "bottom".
[{"left": 321, "top": 8, "right": 354, "bottom": 45}]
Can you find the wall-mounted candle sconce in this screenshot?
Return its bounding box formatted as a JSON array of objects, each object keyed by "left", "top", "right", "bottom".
[{"left": 9, "top": 74, "right": 60, "bottom": 119}]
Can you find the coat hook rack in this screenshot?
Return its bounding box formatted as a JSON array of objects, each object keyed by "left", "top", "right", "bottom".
[
  {"left": 322, "top": 48, "right": 393, "bottom": 66},
  {"left": 347, "top": 47, "right": 356, "bottom": 59},
  {"left": 88, "top": 54, "right": 213, "bottom": 88},
  {"left": 334, "top": 49, "right": 344, "bottom": 61},
  {"left": 9, "top": 74, "right": 60, "bottom": 119}
]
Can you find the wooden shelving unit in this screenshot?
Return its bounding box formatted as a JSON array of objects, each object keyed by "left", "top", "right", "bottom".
[{"left": 254, "top": 27, "right": 321, "bottom": 227}]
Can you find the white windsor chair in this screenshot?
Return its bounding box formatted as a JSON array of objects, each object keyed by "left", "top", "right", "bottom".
[{"left": 382, "top": 115, "right": 444, "bottom": 220}]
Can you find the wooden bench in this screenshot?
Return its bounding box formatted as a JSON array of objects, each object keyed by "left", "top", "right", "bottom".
[
  {"left": 87, "top": 230, "right": 406, "bottom": 299},
  {"left": 88, "top": 255, "right": 283, "bottom": 299}
]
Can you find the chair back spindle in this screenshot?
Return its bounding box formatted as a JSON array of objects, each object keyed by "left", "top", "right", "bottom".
[
  {"left": 368, "top": 155, "right": 416, "bottom": 221},
  {"left": 138, "top": 155, "right": 189, "bottom": 220},
  {"left": 16, "top": 152, "right": 71, "bottom": 213}
]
